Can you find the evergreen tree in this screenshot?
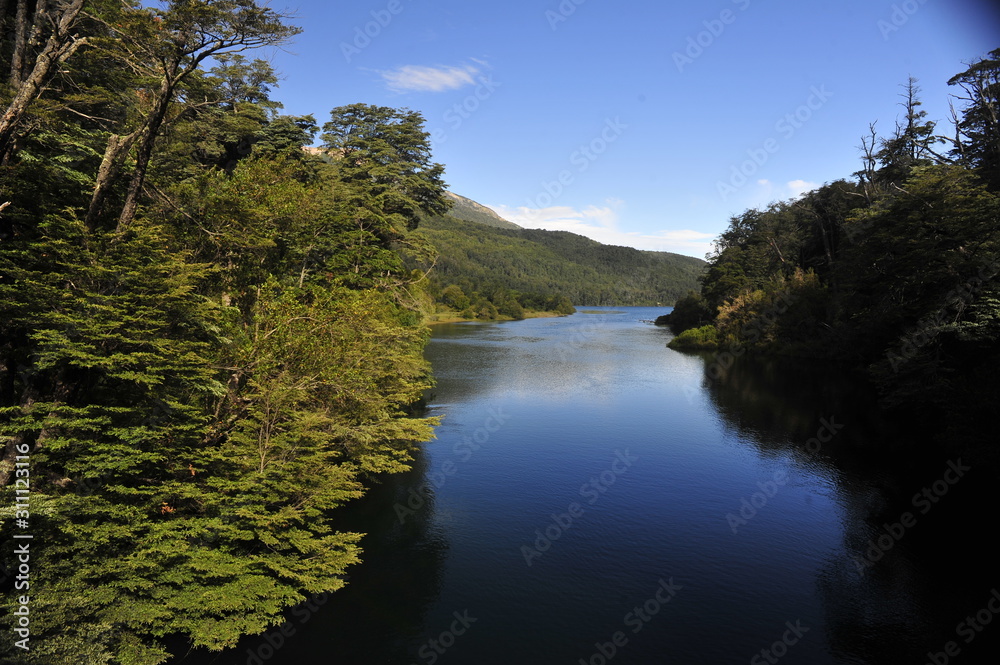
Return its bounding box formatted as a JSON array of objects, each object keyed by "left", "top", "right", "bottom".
[{"left": 948, "top": 48, "right": 1000, "bottom": 190}]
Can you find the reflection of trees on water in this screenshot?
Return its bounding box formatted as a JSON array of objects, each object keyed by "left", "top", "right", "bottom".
[
  {"left": 299, "top": 443, "right": 451, "bottom": 662},
  {"left": 173, "top": 444, "right": 449, "bottom": 664},
  {"left": 701, "top": 354, "right": 1000, "bottom": 664}
]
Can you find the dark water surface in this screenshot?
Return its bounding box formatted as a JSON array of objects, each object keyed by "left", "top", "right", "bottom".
[{"left": 178, "top": 307, "right": 999, "bottom": 665}]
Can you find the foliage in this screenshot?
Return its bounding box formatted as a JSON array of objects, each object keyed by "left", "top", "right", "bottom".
[
  {"left": 948, "top": 47, "right": 1000, "bottom": 190},
  {"left": 658, "top": 291, "right": 713, "bottom": 334},
  {"left": 666, "top": 325, "right": 719, "bottom": 351},
  {"left": 682, "top": 51, "right": 1000, "bottom": 429},
  {"left": 0, "top": 3, "right": 444, "bottom": 662},
  {"left": 415, "top": 213, "right": 705, "bottom": 309}
]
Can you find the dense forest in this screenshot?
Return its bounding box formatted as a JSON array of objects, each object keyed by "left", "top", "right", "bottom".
[
  {"left": 0, "top": 2, "right": 455, "bottom": 662},
  {"left": 662, "top": 53, "right": 1000, "bottom": 446},
  {"left": 414, "top": 212, "right": 706, "bottom": 316}
]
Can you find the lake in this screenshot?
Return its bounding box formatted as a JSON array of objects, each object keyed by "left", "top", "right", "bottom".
[{"left": 180, "top": 306, "right": 999, "bottom": 665}]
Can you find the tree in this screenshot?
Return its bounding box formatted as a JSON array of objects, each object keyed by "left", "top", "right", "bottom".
[
  {"left": 660, "top": 291, "right": 713, "bottom": 334},
  {"left": 322, "top": 103, "right": 450, "bottom": 238},
  {"left": 0, "top": 0, "right": 89, "bottom": 163},
  {"left": 948, "top": 48, "right": 1000, "bottom": 190},
  {"left": 317, "top": 105, "right": 451, "bottom": 291},
  {"left": 441, "top": 284, "right": 471, "bottom": 311},
  {"left": 85, "top": 0, "right": 300, "bottom": 230},
  {"left": 2, "top": 3, "right": 448, "bottom": 658},
  {"left": 875, "top": 77, "right": 940, "bottom": 185}
]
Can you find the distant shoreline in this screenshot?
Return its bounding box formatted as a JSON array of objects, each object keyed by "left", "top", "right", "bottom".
[{"left": 426, "top": 310, "right": 566, "bottom": 326}]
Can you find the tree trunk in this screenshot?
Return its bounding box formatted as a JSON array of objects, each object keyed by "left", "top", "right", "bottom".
[
  {"left": 8, "top": 0, "right": 29, "bottom": 86},
  {"left": 86, "top": 130, "right": 140, "bottom": 229},
  {"left": 116, "top": 74, "right": 177, "bottom": 230},
  {"left": 0, "top": 370, "right": 73, "bottom": 487},
  {"left": 0, "top": 0, "right": 86, "bottom": 161},
  {"left": 26, "top": 0, "right": 49, "bottom": 52}
]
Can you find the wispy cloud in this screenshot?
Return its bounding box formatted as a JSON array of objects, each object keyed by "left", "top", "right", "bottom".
[
  {"left": 378, "top": 63, "right": 481, "bottom": 92},
  {"left": 489, "top": 200, "right": 715, "bottom": 258},
  {"left": 751, "top": 179, "right": 819, "bottom": 207}
]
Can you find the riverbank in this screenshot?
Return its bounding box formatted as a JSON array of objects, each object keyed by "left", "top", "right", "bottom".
[{"left": 425, "top": 309, "right": 569, "bottom": 325}]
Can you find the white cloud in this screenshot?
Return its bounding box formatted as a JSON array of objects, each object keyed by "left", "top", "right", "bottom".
[
  {"left": 786, "top": 179, "right": 818, "bottom": 198},
  {"left": 489, "top": 201, "right": 715, "bottom": 258},
  {"left": 746, "top": 178, "right": 820, "bottom": 209},
  {"left": 378, "top": 63, "right": 480, "bottom": 92}
]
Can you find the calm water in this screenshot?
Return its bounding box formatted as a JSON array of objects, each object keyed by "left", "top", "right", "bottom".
[{"left": 178, "top": 307, "right": 999, "bottom": 665}]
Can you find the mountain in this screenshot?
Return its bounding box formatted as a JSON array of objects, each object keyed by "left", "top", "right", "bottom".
[
  {"left": 415, "top": 199, "right": 706, "bottom": 307},
  {"left": 444, "top": 192, "right": 522, "bottom": 229}
]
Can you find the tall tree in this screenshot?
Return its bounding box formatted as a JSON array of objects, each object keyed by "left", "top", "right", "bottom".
[
  {"left": 875, "top": 77, "right": 940, "bottom": 184},
  {"left": 322, "top": 104, "right": 450, "bottom": 241},
  {"left": 85, "top": 0, "right": 299, "bottom": 230},
  {"left": 948, "top": 48, "right": 1000, "bottom": 190}
]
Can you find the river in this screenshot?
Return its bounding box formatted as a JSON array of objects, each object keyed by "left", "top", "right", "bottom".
[{"left": 181, "top": 306, "right": 999, "bottom": 665}]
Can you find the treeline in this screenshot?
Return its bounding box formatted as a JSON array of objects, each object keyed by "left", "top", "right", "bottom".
[
  {"left": 0, "top": 2, "right": 448, "bottom": 663},
  {"left": 663, "top": 52, "right": 1000, "bottom": 435},
  {"left": 414, "top": 213, "right": 706, "bottom": 307},
  {"left": 432, "top": 279, "right": 576, "bottom": 320}
]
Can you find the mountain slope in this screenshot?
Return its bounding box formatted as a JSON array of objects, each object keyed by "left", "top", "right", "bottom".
[
  {"left": 444, "top": 192, "right": 521, "bottom": 229},
  {"left": 415, "top": 211, "right": 706, "bottom": 306}
]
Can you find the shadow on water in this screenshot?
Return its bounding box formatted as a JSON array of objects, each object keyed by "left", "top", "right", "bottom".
[
  {"left": 702, "top": 353, "right": 1000, "bottom": 665},
  {"left": 170, "top": 444, "right": 448, "bottom": 665},
  {"left": 169, "top": 313, "right": 999, "bottom": 665}
]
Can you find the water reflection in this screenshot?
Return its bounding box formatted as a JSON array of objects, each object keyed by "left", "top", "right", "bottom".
[
  {"left": 701, "top": 353, "right": 1000, "bottom": 663},
  {"left": 172, "top": 445, "right": 448, "bottom": 664},
  {"left": 173, "top": 310, "right": 998, "bottom": 664}
]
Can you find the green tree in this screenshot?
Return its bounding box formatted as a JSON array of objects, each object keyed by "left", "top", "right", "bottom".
[
  {"left": 85, "top": 0, "right": 300, "bottom": 230},
  {"left": 0, "top": 0, "right": 90, "bottom": 162},
  {"left": 318, "top": 104, "right": 450, "bottom": 289},
  {"left": 948, "top": 48, "right": 1000, "bottom": 190},
  {"left": 660, "top": 291, "right": 713, "bottom": 334},
  {"left": 1, "top": 5, "right": 446, "bottom": 658},
  {"left": 441, "top": 284, "right": 471, "bottom": 310},
  {"left": 875, "top": 78, "right": 940, "bottom": 185}
]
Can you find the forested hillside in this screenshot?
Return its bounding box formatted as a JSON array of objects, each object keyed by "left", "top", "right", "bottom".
[
  {"left": 415, "top": 213, "right": 706, "bottom": 309},
  {"left": 662, "top": 57, "right": 1000, "bottom": 442},
  {"left": 0, "top": 2, "right": 449, "bottom": 662}
]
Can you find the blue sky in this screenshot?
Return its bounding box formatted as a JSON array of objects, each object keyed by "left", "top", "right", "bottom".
[{"left": 262, "top": 0, "right": 998, "bottom": 258}]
